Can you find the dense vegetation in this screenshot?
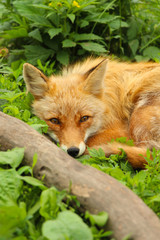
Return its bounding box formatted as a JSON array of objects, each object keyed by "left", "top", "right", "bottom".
[
  {"left": 1, "top": 0, "right": 160, "bottom": 67},
  {"left": 0, "top": 0, "right": 160, "bottom": 239}
]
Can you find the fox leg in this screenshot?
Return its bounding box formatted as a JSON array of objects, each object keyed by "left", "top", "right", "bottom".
[
  {"left": 86, "top": 123, "right": 148, "bottom": 169},
  {"left": 86, "top": 141, "right": 147, "bottom": 169}
]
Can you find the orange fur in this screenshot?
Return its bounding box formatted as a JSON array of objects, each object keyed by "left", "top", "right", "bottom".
[{"left": 23, "top": 58, "right": 160, "bottom": 168}]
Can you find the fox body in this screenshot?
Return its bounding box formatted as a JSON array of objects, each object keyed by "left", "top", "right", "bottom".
[{"left": 23, "top": 58, "right": 160, "bottom": 168}]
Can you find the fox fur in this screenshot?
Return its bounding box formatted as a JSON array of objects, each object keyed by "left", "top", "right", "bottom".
[{"left": 23, "top": 57, "right": 160, "bottom": 168}]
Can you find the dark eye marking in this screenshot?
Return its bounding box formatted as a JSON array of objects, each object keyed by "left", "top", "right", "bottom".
[
  {"left": 80, "top": 116, "right": 90, "bottom": 123},
  {"left": 49, "top": 118, "right": 60, "bottom": 125}
]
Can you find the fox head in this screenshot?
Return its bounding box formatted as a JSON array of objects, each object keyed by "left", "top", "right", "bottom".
[{"left": 23, "top": 58, "right": 108, "bottom": 157}]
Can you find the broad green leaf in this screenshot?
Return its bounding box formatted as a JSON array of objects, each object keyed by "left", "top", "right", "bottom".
[
  {"left": 79, "top": 20, "right": 89, "bottom": 28},
  {"left": 67, "top": 13, "right": 75, "bottom": 23},
  {"left": 0, "top": 91, "right": 25, "bottom": 102},
  {"left": 24, "top": 45, "right": 54, "bottom": 65},
  {"left": 73, "top": 33, "right": 102, "bottom": 41},
  {"left": 109, "top": 19, "right": 128, "bottom": 30},
  {"left": 110, "top": 168, "right": 125, "bottom": 180},
  {"left": 0, "top": 148, "right": 24, "bottom": 168},
  {"left": 127, "top": 18, "right": 139, "bottom": 40},
  {"left": 129, "top": 39, "right": 139, "bottom": 56},
  {"left": 86, "top": 13, "right": 118, "bottom": 24},
  {"left": 135, "top": 55, "right": 150, "bottom": 62},
  {"left": 0, "top": 205, "right": 26, "bottom": 237},
  {"left": 17, "top": 166, "right": 32, "bottom": 175},
  {"left": 42, "top": 211, "right": 93, "bottom": 240},
  {"left": 48, "top": 28, "right": 62, "bottom": 39},
  {"left": 88, "top": 148, "right": 105, "bottom": 158},
  {"left": 18, "top": 176, "right": 46, "bottom": 190},
  {"left": 79, "top": 42, "right": 107, "bottom": 52},
  {"left": 30, "top": 123, "right": 48, "bottom": 134},
  {"left": 85, "top": 211, "right": 108, "bottom": 227},
  {"left": 150, "top": 194, "right": 160, "bottom": 203},
  {"left": 56, "top": 50, "right": 69, "bottom": 65},
  {"left": 2, "top": 28, "right": 28, "bottom": 39},
  {"left": 0, "top": 169, "right": 23, "bottom": 206},
  {"left": 143, "top": 46, "right": 160, "bottom": 61},
  {"left": 22, "top": 109, "right": 31, "bottom": 121},
  {"left": 62, "top": 39, "right": 76, "bottom": 48},
  {"left": 28, "top": 29, "right": 42, "bottom": 42},
  {"left": 133, "top": 171, "right": 147, "bottom": 183},
  {"left": 25, "top": 14, "right": 51, "bottom": 26},
  {"left": 40, "top": 187, "right": 59, "bottom": 220}
]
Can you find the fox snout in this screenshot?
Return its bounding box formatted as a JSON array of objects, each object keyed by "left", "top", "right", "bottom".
[
  {"left": 67, "top": 146, "right": 80, "bottom": 157},
  {"left": 61, "top": 141, "right": 86, "bottom": 158}
]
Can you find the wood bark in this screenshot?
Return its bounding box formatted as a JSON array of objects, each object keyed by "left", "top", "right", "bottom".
[{"left": 0, "top": 111, "right": 160, "bottom": 240}]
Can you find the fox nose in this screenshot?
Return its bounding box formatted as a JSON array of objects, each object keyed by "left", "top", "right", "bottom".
[{"left": 67, "top": 147, "right": 79, "bottom": 157}]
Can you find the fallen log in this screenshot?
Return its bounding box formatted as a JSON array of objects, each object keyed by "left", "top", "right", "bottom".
[{"left": 0, "top": 111, "right": 160, "bottom": 240}]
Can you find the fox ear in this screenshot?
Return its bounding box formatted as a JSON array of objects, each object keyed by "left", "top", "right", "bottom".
[
  {"left": 23, "top": 63, "right": 48, "bottom": 98},
  {"left": 84, "top": 59, "right": 108, "bottom": 96}
]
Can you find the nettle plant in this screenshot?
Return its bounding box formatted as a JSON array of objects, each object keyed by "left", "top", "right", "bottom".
[{"left": 0, "top": 0, "right": 128, "bottom": 66}]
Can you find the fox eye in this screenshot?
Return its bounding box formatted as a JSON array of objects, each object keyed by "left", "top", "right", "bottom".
[
  {"left": 80, "top": 116, "right": 90, "bottom": 123},
  {"left": 50, "top": 118, "right": 60, "bottom": 125}
]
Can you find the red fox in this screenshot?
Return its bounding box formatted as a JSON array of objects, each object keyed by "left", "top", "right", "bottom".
[{"left": 23, "top": 58, "right": 160, "bottom": 168}]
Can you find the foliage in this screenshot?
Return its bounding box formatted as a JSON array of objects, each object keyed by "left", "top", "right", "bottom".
[
  {"left": 78, "top": 147, "right": 160, "bottom": 217},
  {"left": 1, "top": 0, "right": 160, "bottom": 67},
  {"left": 0, "top": 147, "right": 113, "bottom": 240},
  {"left": 0, "top": 59, "right": 48, "bottom": 134}
]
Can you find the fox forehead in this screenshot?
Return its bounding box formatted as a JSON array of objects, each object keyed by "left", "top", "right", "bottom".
[{"left": 33, "top": 85, "right": 105, "bottom": 120}]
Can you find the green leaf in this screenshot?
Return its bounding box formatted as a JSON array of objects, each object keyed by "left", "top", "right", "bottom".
[
  {"left": 0, "top": 205, "right": 26, "bottom": 237},
  {"left": 127, "top": 18, "right": 139, "bottom": 40},
  {"left": 28, "top": 29, "right": 42, "bottom": 42},
  {"left": 79, "top": 42, "right": 107, "bottom": 53},
  {"left": 22, "top": 109, "right": 31, "bottom": 122},
  {"left": 42, "top": 211, "right": 93, "bottom": 240},
  {"left": 0, "top": 169, "right": 23, "bottom": 206},
  {"left": 48, "top": 28, "right": 62, "bottom": 39},
  {"left": 129, "top": 39, "right": 139, "bottom": 56},
  {"left": 73, "top": 33, "right": 102, "bottom": 41},
  {"left": 40, "top": 187, "right": 59, "bottom": 220},
  {"left": 0, "top": 147, "right": 24, "bottom": 168},
  {"left": 79, "top": 20, "right": 89, "bottom": 28},
  {"left": 88, "top": 148, "right": 105, "bottom": 159},
  {"left": 109, "top": 19, "right": 128, "bottom": 30},
  {"left": 30, "top": 123, "right": 48, "bottom": 134},
  {"left": 85, "top": 211, "right": 108, "bottom": 227},
  {"left": 2, "top": 28, "right": 28, "bottom": 39},
  {"left": 56, "top": 50, "right": 69, "bottom": 65},
  {"left": 135, "top": 55, "right": 150, "bottom": 62},
  {"left": 62, "top": 39, "right": 76, "bottom": 48},
  {"left": 67, "top": 13, "right": 75, "bottom": 23},
  {"left": 143, "top": 46, "right": 160, "bottom": 61},
  {"left": 18, "top": 176, "right": 46, "bottom": 190},
  {"left": 24, "top": 45, "right": 54, "bottom": 65}
]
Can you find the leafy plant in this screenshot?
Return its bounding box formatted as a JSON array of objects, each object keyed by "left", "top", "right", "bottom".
[
  {"left": 1, "top": 0, "right": 160, "bottom": 66},
  {"left": 79, "top": 147, "right": 160, "bottom": 217},
  {"left": 0, "top": 0, "right": 129, "bottom": 66},
  {"left": 0, "top": 147, "right": 113, "bottom": 240}
]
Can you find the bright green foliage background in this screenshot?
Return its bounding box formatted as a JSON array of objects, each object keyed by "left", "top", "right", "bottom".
[{"left": 1, "top": 0, "right": 160, "bottom": 67}]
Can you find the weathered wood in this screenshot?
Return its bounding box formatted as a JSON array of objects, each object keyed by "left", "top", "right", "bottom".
[{"left": 0, "top": 111, "right": 160, "bottom": 240}]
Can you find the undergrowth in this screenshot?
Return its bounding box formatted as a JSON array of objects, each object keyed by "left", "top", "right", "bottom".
[{"left": 0, "top": 148, "right": 113, "bottom": 240}]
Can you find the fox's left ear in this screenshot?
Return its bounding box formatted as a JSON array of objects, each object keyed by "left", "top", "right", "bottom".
[
  {"left": 23, "top": 63, "right": 49, "bottom": 99},
  {"left": 84, "top": 59, "right": 108, "bottom": 96}
]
